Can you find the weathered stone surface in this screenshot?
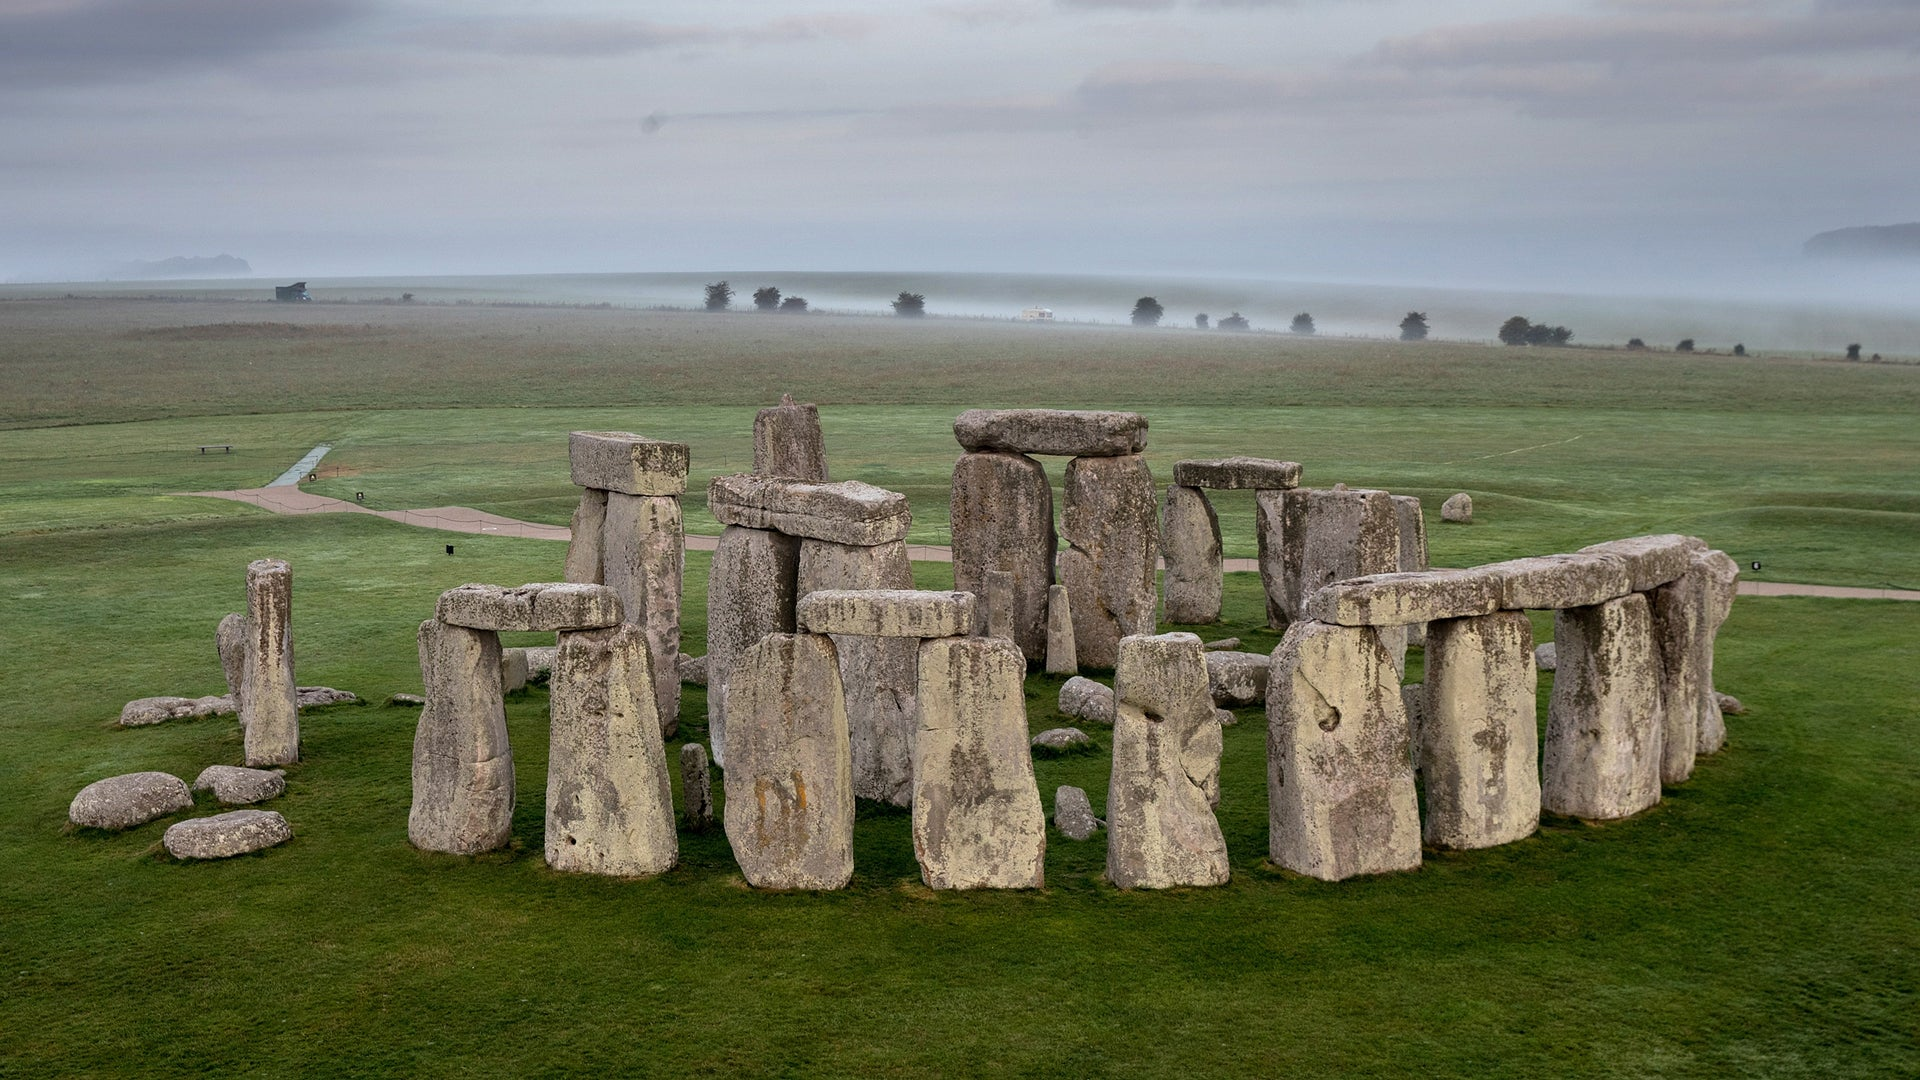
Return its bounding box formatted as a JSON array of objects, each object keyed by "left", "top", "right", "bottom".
[
  {"left": 704, "top": 526, "right": 799, "bottom": 769},
  {"left": 389, "top": 693, "right": 425, "bottom": 707},
  {"left": 1045, "top": 584, "right": 1077, "bottom": 675},
  {"left": 242, "top": 559, "right": 299, "bottom": 768},
  {"left": 525, "top": 647, "right": 556, "bottom": 678},
  {"left": 754, "top": 397, "right": 830, "bottom": 481},
  {"left": 1214, "top": 706, "right": 1237, "bottom": 727},
  {"left": 1648, "top": 556, "right": 1715, "bottom": 784},
  {"left": 795, "top": 589, "right": 975, "bottom": 639},
  {"left": 192, "top": 765, "right": 285, "bottom": 806},
  {"left": 1542, "top": 594, "right": 1665, "bottom": 820},
  {"left": 1161, "top": 485, "right": 1223, "bottom": 624},
  {"left": 913, "top": 636, "right": 1047, "bottom": 889},
  {"left": 1393, "top": 495, "right": 1430, "bottom": 647},
  {"left": 1400, "top": 683, "right": 1426, "bottom": 771},
  {"left": 1059, "top": 454, "right": 1158, "bottom": 668},
  {"left": 1481, "top": 553, "right": 1632, "bottom": 611},
  {"left": 1058, "top": 676, "right": 1115, "bottom": 725},
  {"left": 436, "top": 582, "right": 623, "bottom": 633},
  {"left": 1202, "top": 637, "right": 1240, "bottom": 651},
  {"left": 798, "top": 539, "right": 919, "bottom": 807},
  {"left": 603, "top": 491, "right": 684, "bottom": 734},
  {"left": 708, "top": 474, "right": 912, "bottom": 546},
  {"left": 1696, "top": 549, "right": 1740, "bottom": 755},
  {"left": 983, "top": 569, "right": 1015, "bottom": 640},
  {"left": 564, "top": 487, "right": 608, "bottom": 584},
  {"left": 569, "top": 430, "right": 689, "bottom": 497},
  {"left": 1271, "top": 487, "right": 1401, "bottom": 629},
  {"left": 722, "top": 634, "right": 855, "bottom": 889},
  {"left": 546, "top": 624, "right": 677, "bottom": 877},
  {"left": 1254, "top": 488, "right": 1287, "bottom": 629},
  {"left": 118, "top": 695, "right": 233, "bottom": 726},
  {"left": 296, "top": 686, "right": 356, "bottom": 709},
  {"left": 950, "top": 451, "right": 1055, "bottom": 660},
  {"left": 409, "top": 619, "right": 514, "bottom": 855},
  {"left": 1108, "top": 633, "right": 1229, "bottom": 888},
  {"left": 1305, "top": 569, "right": 1502, "bottom": 627},
  {"left": 1535, "top": 642, "right": 1557, "bottom": 671},
  {"left": 1716, "top": 691, "right": 1745, "bottom": 716},
  {"left": 500, "top": 648, "right": 529, "bottom": 693},
  {"left": 1054, "top": 785, "right": 1103, "bottom": 841},
  {"left": 1205, "top": 651, "right": 1271, "bottom": 708},
  {"left": 680, "top": 742, "right": 714, "bottom": 829},
  {"left": 1267, "top": 620, "right": 1421, "bottom": 880},
  {"left": 1579, "top": 534, "right": 1704, "bottom": 593},
  {"left": 1420, "top": 611, "right": 1540, "bottom": 849},
  {"left": 1171, "top": 457, "right": 1302, "bottom": 491},
  {"left": 217, "top": 612, "right": 248, "bottom": 697},
  {"left": 678, "top": 652, "right": 708, "bottom": 686},
  {"left": 1031, "top": 726, "right": 1093, "bottom": 752},
  {"left": 1441, "top": 492, "right": 1473, "bottom": 523},
  {"left": 953, "top": 408, "right": 1147, "bottom": 457},
  {"left": 69, "top": 772, "right": 191, "bottom": 830},
  {"left": 163, "top": 810, "right": 292, "bottom": 859}
]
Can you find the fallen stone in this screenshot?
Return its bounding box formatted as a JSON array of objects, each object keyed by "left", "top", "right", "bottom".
[
  {"left": 1202, "top": 637, "right": 1240, "bottom": 651},
  {"left": 564, "top": 487, "right": 608, "bottom": 584},
  {"left": 163, "top": 809, "right": 292, "bottom": 859},
  {"left": 192, "top": 765, "right": 285, "bottom": 806},
  {"left": 704, "top": 525, "right": 799, "bottom": 769},
  {"left": 1058, "top": 676, "right": 1115, "bottom": 725},
  {"left": 388, "top": 693, "right": 426, "bottom": 707},
  {"left": 1108, "top": 632, "right": 1230, "bottom": 888},
  {"left": 546, "top": 624, "right": 677, "bottom": 877},
  {"left": 69, "top": 772, "right": 192, "bottom": 830},
  {"left": 1053, "top": 785, "right": 1103, "bottom": 841},
  {"left": 722, "top": 633, "right": 855, "bottom": 890},
  {"left": 754, "top": 396, "right": 830, "bottom": 481},
  {"left": 242, "top": 559, "right": 299, "bottom": 768},
  {"left": 950, "top": 450, "right": 1055, "bottom": 661},
  {"left": 1031, "top": 726, "right": 1094, "bottom": 752},
  {"left": 435, "top": 582, "right": 623, "bottom": 633},
  {"left": 500, "top": 647, "right": 529, "bottom": 693},
  {"left": 1205, "top": 651, "right": 1271, "bottom": 708},
  {"left": 1045, "top": 584, "right": 1078, "bottom": 675},
  {"left": 1271, "top": 487, "right": 1401, "bottom": 629},
  {"left": 216, "top": 612, "right": 248, "bottom": 698},
  {"left": 953, "top": 408, "right": 1147, "bottom": 457},
  {"left": 794, "top": 590, "right": 973, "bottom": 640},
  {"left": 602, "top": 491, "right": 684, "bottom": 733},
  {"left": 1696, "top": 549, "right": 1741, "bottom": 755},
  {"left": 1171, "top": 457, "right": 1303, "bottom": 490},
  {"left": 708, "top": 474, "right": 912, "bottom": 546},
  {"left": 569, "top": 430, "right": 689, "bottom": 497},
  {"left": 1161, "top": 484, "right": 1223, "bottom": 624},
  {"left": 1059, "top": 453, "right": 1159, "bottom": 669},
  {"left": 983, "top": 569, "right": 1016, "bottom": 640},
  {"left": 798, "top": 539, "right": 919, "bottom": 808},
  {"left": 1716, "top": 691, "right": 1745, "bottom": 715},
  {"left": 913, "top": 636, "right": 1047, "bottom": 889},
  {"left": 1481, "top": 553, "right": 1632, "bottom": 611},
  {"left": 296, "top": 686, "right": 357, "bottom": 709},
  {"left": 1535, "top": 642, "right": 1557, "bottom": 671},
  {"left": 1420, "top": 611, "right": 1540, "bottom": 849},
  {"left": 409, "top": 619, "right": 514, "bottom": 855},
  {"left": 680, "top": 741, "right": 714, "bottom": 829},
  {"left": 1441, "top": 492, "right": 1473, "bottom": 523},
  {"left": 118, "top": 695, "right": 234, "bottom": 726},
  {"left": 1305, "top": 569, "right": 1502, "bottom": 627},
  {"left": 1542, "top": 594, "right": 1664, "bottom": 820},
  {"left": 678, "top": 652, "right": 708, "bottom": 686}
]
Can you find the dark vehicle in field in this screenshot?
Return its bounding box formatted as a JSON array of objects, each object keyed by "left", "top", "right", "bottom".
[{"left": 274, "top": 282, "right": 311, "bottom": 302}]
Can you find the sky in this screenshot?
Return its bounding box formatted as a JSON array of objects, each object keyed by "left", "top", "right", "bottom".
[{"left": 5, "top": 0, "right": 1919, "bottom": 295}]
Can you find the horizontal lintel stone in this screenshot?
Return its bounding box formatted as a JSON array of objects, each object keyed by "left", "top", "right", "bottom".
[
  {"left": 953, "top": 408, "right": 1147, "bottom": 457},
  {"left": 1306, "top": 569, "right": 1502, "bottom": 626},
  {"left": 1480, "top": 554, "right": 1632, "bottom": 611},
  {"left": 569, "top": 431, "right": 690, "bottom": 496},
  {"left": 1171, "top": 457, "right": 1303, "bottom": 490},
  {"left": 708, "top": 474, "right": 911, "bottom": 546},
  {"left": 436, "top": 582, "right": 623, "bottom": 631},
  {"left": 1577, "top": 534, "right": 1705, "bottom": 593},
  {"left": 796, "top": 589, "right": 978, "bottom": 639}
]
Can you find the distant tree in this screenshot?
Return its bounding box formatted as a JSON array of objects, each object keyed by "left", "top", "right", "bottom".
[
  {"left": 1290, "top": 312, "right": 1316, "bottom": 335},
  {"left": 779, "top": 295, "right": 809, "bottom": 313},
  {"left": 1627, "top": 337, "right": 1647, "bottom": 350},
  {"left": 1676, "top": 338, "right": 1695, "bottom": 352},
  {"left": 704, "top": 281, "right": 733, "bottom": 312},
  {"left": 1195, "top": 313, "right": 1209, "bottom": 330},
  {"left": 1399, "top": 312, "right": 1429, "bottom": 341},
  {"left": 753, "top": 286, "right": 781, "bottom": 312},
  {"left": 400, "top": 292, "right": 414, "bottom": 303},
  {"left": 1846, "top": 343, "right": 1863, "bottom": 360},
  {"left": 893, "top": 291, "right": 927, "bottom": 317},
  {"left": 1733, "top": 343, "right": 1746, "bottom": 356},
  {"left": 1499, "top": 316, "right": 1532, "bottom": 346},
  {"left": 1218, "top": 312, "right": 1250, "bottom": 331},
  {"left": 1131, "top": 297, "right": 1163, "bottom": 327},
  {"left": 1872, "top": 353, "right": 1882, "bottom": 361},
  {"left": 1524, "top": 323, "right": 1573, "bottom": 346}
]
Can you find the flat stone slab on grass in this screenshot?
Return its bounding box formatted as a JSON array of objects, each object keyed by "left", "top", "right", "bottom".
[
  {"left": 1031, "top": 727, "right": 1094, "bottom": 752},
  {"left": 436, "top": 582, "right": 623, "bottom": 632},
  {"left": 1171, "top": 457, "right": 1303, "bottom": 490},
  {"left": 1205, "top": 651, "right": 1271, "bottom": 708},
  {"left": 70, "top": 772, "right": 193, "bottom": 831},
  {"left": 1578, "top": 534, "right": 1705, "bottom": 593},
  {"left": 795, "top": 589, "right": 977, "bottom": 639},
  {"left": 164, "top": 810, "right": 292, "bottom": 859},
  {"left": 708, "top": 474, "right": 912, "bottom": 546},
  {"left": 120, "top": 695, "right": 234, "bottom": 726},
  {"left": 1305, "top": 569, "right": 1502, "bottom": 627},
  {"left": 953, "top": 408, "right": 1148, "bottom": 457},
  {"left": 1480, "top": 554, "right": 1632, "bottom": 611},
  {"left": 568, "top": 431, "right": 690, "bottom": 496},
  {"left": 192, "top": 765, "right": 286, "bottom": 806}
]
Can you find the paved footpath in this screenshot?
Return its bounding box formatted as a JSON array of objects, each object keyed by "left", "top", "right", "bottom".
[{"left": 185, "top": 487, "right": 1920, "bottom": 603}]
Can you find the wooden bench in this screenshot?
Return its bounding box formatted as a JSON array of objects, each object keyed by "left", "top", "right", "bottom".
[{"left": 198, "top": 445, "right": 233, "bottom": 454}]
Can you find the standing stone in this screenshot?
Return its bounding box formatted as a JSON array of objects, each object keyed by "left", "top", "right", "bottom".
[
  {"left": 705, "top": 525, "right": 800, "bottom": 768},
  {"left": 722, "top": 634, "right": 855, "bottom": 890},
  {"left": 1107, "top": 633, "right": 1229, "bottom": 888},
  {"left": 1696, "top": 549, "right": 1740, "bottom": 755},
  {"left": 500, "top": 648, "right": 529, "bottom": 693},
  {"left": 913, "top": 636, "right": 1047, "bottom": 889},
  {"left": 1045, "top": 584, "right": 1077, "bottom": 676},
  {"left": 409, "top": 619, "right": 513, "bottom": 855},
  {"left": 798, "top": 539, "right": 918, "bottom": 807},
  {"left": 1054, "top": 785, "right": 1103, "bottom": 841},
  {"left": 1542, "top": 594, "right": 1665, "bottom": 820},
  {"left": 1400, "top": 683, "right": 1426, "bottom": 771},
  {"left": 753, "top": 395, "right": 829, "bottom": 480},
  {"left": 983, "top": 569, "right": 1015, "bottom": 640},
  {"left": 1393, "top": 495, "right": 1429, "bottom": 647},
  {"left": 1276, "top": 488, "right": 1402, "bottom": 630},
  {"left": 1420, "top": 611, "right": 1540, "bottom": 849},
  {"left": 1649, "top": 560, "right": 1711, "bottom": 784},
  {"left": 216, "top": 612, "right": 248, "bottom": 699},
  {"left": 1441, "top": 493, "right": 1473, "bottom": 523},
  {"left": 603, "top": 491, "right": 684, "bottom": 735},
  {"left": 564, "top": 487, "right": 609, "bottom": 584},
  {"left": 950, "top": 451, "right": 1055, "bottom": 661},
  {"left": 1161, "top": 485, "right": 1223, "bottom": 624},
  {"left": 1059, "top": 454, "right": 1158, "bottom": 669},
  {"left": 546, "top": 625, "right": 676, "bottom": 876},
  {"left": 680, "top": 742, "right": 713, "bottom": 830},
  {"left": 1267, "top": 620, "right": 1421, "bottom": 880},
  {"left": 1254, "top": 489, "right": 1288, "bottom": 629},
  {"left": 242, "top": 559, "right": 299, "bottom": 767}
]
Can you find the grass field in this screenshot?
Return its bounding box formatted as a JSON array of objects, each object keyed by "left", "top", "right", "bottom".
[{"left": 1, "top": 299, "right": 1915, "bottom": 1077}]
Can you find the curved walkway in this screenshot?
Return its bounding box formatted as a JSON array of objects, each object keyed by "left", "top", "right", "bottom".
[{"left": 184, "top": 487, "right": 1920, "bottom": 602}]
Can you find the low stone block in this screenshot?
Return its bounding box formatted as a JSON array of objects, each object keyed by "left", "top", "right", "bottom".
[
  {"left": 568, "top": 431, "right": 689, "bottom": 497},
  {"left": 69, "top": 772, "right": 192, "bottom": 830},
  {"left": 1481, "top": 553, "right": 1631, "bottom": 611},
  {"left": 953, "top": 408, "right": 1147, "bottom": 457},
  {"left": 708, "top": 474, "right": 911, "bottom": 546},
  {"left": 1579, "top": 534, "right": 1704, "bottom": 592},
  {"left": 1305, "top": 569, "right": 1502, "bottom": 627},
  {"left": 163, "top": 809, "right": 292, "bottom": 859},
  {"left": 500, "top": 648, "right": 529, "bottom": 693},
  {"left": 1205, "top": 651, "right": 1271, "bottom": 708},
  {"left": 754, "top": 397, "right": 830, "bottom": 481},
  {"left": 1535, "top": 642, "right": 1557, "bottom": 671},
  {"left": 1202, "top": 637, "right": 1240, "bottom": 651},
  {"left": 1542, "top": 594, "right": 1664, "bottom": 820},
  {"left": 436, "top": 582, "right": 623, "bottom": 632},
  {"left": 795, "top": 589, "right": 976, "bottom": 639},
  {"left": 192, "top": 765, "right": 285, "bottom": 806},
  {"left": 913, "top": 636, "right": 1047, "bottom": 889},
  {"left": 1058, "top": 676, "right": 1115, "bottom": 725},
  {"left": 1441, "top": 492, "right": 1473, "bottom": 523},
  {"left": 678, "top": 653, "right": 708, "bottom": 686},
  {"left": 119, "top": 695, "right": 235, "bottom": 726},
  {"left": 1171, "top": 457, "right": 1302, "bottom": 490},
  {"left": 1054, "top": 785, "right": 1103, "bottom": 841}
]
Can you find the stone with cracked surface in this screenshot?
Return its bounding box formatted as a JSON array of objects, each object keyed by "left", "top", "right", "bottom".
[
  {"left": 950, "top": 450, "right": 1055, "bottom": 660},
  {"left": 708, "top": 474, "right": 912, "bottom": 546},
  {"left": 163, "top": 810, "right": 291, "bottom": 859},
  {"left": 1268, "top": 487, "right": 1401, "bottom": 630},
  {"left": 1045, "top": 585, "right": 1078, "bottom": 676},
  {"left": 1420, "top": 611, "right": 1540, "bottom": 849},
  {"left": 678, "top": 652, "right": 707, "bottom": 686},
  {"left": 1031, "top": 726, "right": 1093, "bottom": 752},
  {"left": 1480, "top": 553, "right": 1632, "bottom": 611},
  {"left": 913, "top": 636, "right": 1046, "bottom": 889},
  {"left": 409, "top": 619, "right": 514, "bottom": 855},
  {"left": 798, "top": 539, "right": 918, "bottom": 808},
  {"left": 1305, "top": 569, "right": 1502, "bottom": 628},
  {"left": 753, "top": 397, "right": 829, "bottom": 481},
  {"left": 1579, "top": 534, "right": 1705, "bottom": 593},
  {"left": 1107, "top": 633, "right": 1229, "bottom": 888},
  {"left": 795, "top": 589, "right": 976, "bottom": 639},
  {"left": 545, "top": 624, "right": 677, "bottom": 877},
  {"left": 1058, "top": 676, "right": 1114, "bottom": 726},
  {"left": 603, "top": 491, "right": 683, "bottom": 733},
  {"left": 1059, "top": 453, "right": 1158, "bottom": 669},
  {"left": 69, "top": 772, "right": 192, "bottom": 831},
  {"left": 1171, "top": 456, "right": 1303, "bottom": 491},
  {"left": 1542, "top": 594, "right": 1665, "bottom": 820},
  {"left": 242, "top": 559, "right": 299, "bottom": 768},
  {"left": 119, "top": 695, "right": 234, "bottom": 726},
  {"left": 704, "top": 525, "right": 800, "bottom": 769},
  {"left": 1161, "top": 484, "right": 1223, "bottom": 624},
  {"left": 436, "top": 582, "right": 623, "bottom": 633},
  {"left": 564, "top": 487, "right": 608, "bottom": 584},
  {"left": 568, "top": 430, "right": 689, "bottom": 497},
  {"left": 953, "top": 408, "right": 1147, "bottom": 457}
]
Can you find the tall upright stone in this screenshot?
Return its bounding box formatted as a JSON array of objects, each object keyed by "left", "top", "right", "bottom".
[
  {"left": 1059, "top": 454, "right": 1158, "bottom": 669},
  {"left": 1106, "top": 633, "right": 1229, "bottom": 888},
  {"left": 950, "top": 450, "right": 1055, "bottom": 661},
  {"left": 1393, "top": 495, "right": 1429, "bottom": 648},
  {"left": 546, "top": 624, "right": 677, "bottom": 876},
  {"left": 1266, "top": 620, "right": 1420, "bottom": 880},
  {"left": 1420, "top": 611, "right": 1540, "bottom": 849},
  {"left": 564, "top": 488, "right": 608, "bottom": 584},
  {"left": 753, "top": 395, "right": 830, "bottom": 480},
  {"left": 797, "top": 539, "right": 918, "bottom": 807},
  {"left": 410, "top": 619, "right": 513, "bottom": 854},
  {"left": 704, "top": 525, "right": 800, "bottom": 768},
  {"left": 1695, "top": 549, "right": 1740, "bottom": 754},
  {"left": 603, "top": 491, "right": 684, "bottom": 734},
  {"left": 1648, "top": 560, "right": 1711, "bottom": 784},
  {"left": 721, "top": 633, "right": 855, "bottom": 890},
  {"left": 1270, "top": 487, "right": 1401, "bottom": 630},
  {"left": 983, "top": 569, "right": 1015, "bottom": 640},
  {"left": 1542, "top": 594, "right": 1665, "bottom": 820},
  {"left": 242, "top": 559, "right": 299, "bottom": 767},
  {"left": 216, "top": 612, "right": 248, "bottom": 700},
  {"left": 1254, "top": 489, "right": 1288, "bottom": 629},
  {"left": 1045, "top": 584, "right": 1077, "bottom": 676},
  {"left": 680, "top": 742, "right": 714, "bottom": 830},
  {"left": 1161, "top": 485, "right": 1223, "bottom": 624},
  {"left": 913, "top": 636, "right": 1047, "bottom": 889}
]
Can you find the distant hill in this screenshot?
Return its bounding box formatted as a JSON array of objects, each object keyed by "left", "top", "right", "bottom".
[
  {"left": 106, "top": 254, "right": 252, "bottom": 279},
  {"left": 1803, "top": 223, "right": 1920, "bottom": 260}
]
